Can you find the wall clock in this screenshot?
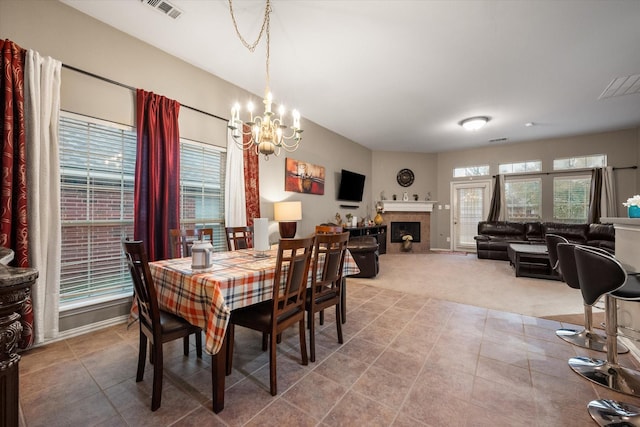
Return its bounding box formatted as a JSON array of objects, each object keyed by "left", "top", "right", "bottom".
[{"left": 396, "top": 168, "right": 414, "bottom": 187}]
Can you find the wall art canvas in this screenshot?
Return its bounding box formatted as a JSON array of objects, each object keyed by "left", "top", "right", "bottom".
[{"left": 285, "top": 157, "right": 325, "bottom": 195}]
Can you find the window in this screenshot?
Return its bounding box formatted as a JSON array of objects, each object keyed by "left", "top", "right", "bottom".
[
  {"left": 453, "top": 165, "right": 490, "bottom": 178},
  {"left": 554, "top": 154, "right": 606, "bottom": 170},
  {"left": 499, "top": 160, "right": 542, "bottom": 174},
  {"left": 504, "top": 178, "right": 542, "bottom": 221},
  {"left": 553, "top": 175, "right": 590, "bottom": 223},
  {"left": 179, "top": 139, "right": 227, "bottom": 251},
  {"left": 59, "top": 113, "right": 136, "bottom": 305}
]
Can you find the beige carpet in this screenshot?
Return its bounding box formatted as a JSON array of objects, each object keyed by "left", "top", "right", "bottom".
[{"left": 349, "top": 252, "right": 602, "bottom": 318}]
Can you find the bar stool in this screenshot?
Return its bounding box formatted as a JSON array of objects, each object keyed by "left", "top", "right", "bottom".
[
  {"left": 568, "top": 245, "right": 640, "bottom": 396},
  {"left": 554, "top": 241, "right": 627, "bottom": 353},
  {"left": 587, "top": 399, "right": 640, "bottom": 426}
]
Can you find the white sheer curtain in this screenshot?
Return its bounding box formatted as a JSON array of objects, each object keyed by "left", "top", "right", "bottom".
[
  {"left": 24, "top": 50, "right": 62, "bottom": 344},
  {"left": 225, "top": 129, "right": 247, "bottom": 227},
  {"left": 601, "top": 166, "right": 617, "bottom": 217}
]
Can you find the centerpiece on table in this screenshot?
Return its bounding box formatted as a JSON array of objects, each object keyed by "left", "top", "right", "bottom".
[
  {"left": 401, "top": 234, "right": 413, "bottom": 251},
  {"left": 623, "top": 195, "right": 640, "bottom": 218}
]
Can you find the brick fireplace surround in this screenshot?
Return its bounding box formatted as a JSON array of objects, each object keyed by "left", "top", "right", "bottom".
[{"left": 379, "top": 201, "right": 436, "bottom": 254}]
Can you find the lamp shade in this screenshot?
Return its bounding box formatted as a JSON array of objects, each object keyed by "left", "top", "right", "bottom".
[{"left": 274, "top": 201, "right": 302, "bottom": 221}]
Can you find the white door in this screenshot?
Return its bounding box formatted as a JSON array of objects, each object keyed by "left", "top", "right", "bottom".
[{"left": 451, "top": 180, "right": 491, "bottom": 251}]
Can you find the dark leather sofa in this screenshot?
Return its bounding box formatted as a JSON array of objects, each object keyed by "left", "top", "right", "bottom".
[
  {"left": 474, "top": 221, "right": 615, "bottom": 261},
  {"left": 347, "top": 236, "right": 379, "bottom": 278}
]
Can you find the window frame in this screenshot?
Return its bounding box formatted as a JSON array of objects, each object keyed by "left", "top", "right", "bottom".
[
  {"left": 59, "top": 112, "right": 137, "bottom": 309},
  {"left": 553, "top": 154, "right": 606, "bottom": 171},
  {"left": 179, "top": 138, "right": 227, "bottom": 252},
  {"left": 499, "top": 160, "right": 542, "bottom": 175},
  {"left": 504, "top": 177, "right": 542, "bottom": 221},
  {"left": 453, "top": 165, "right": 490, "bottom": 178},
  {"left": 59, "top": 114, "right": 228, "bottom": 309},
  {"left": 553, "top": 174, "right": 591, "bottom": 223}
]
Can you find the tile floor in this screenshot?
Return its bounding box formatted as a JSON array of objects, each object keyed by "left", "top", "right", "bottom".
[{"left": 18, "top": 281, "right": 640, "bottom": 426}]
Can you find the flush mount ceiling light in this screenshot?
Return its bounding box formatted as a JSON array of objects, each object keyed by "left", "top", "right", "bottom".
[{"left": 459, "top": 116, "right": 490, "bottom": 131}]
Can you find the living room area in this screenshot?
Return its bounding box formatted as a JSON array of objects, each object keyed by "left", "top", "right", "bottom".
[{"left": 4, "top": 1, "right": 640, "bottom": 426}]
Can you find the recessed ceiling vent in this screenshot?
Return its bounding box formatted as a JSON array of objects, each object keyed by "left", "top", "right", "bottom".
[
  {"left": 141, "top": 0, "right": 183, "bottom": 19},
  {"left": 489, "top": 137, "right": 508, "bottom": 143},
  {"left": 599, "top": 74, "right": 640, "bottom": 99}
]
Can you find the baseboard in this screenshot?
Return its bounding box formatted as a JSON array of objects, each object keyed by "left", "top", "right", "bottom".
[
  {"left": 27, "top": 315, "right": 130, "bottom": 349},
  {"left": 620, "top": 336, "right": 640, "bottom": 364}
]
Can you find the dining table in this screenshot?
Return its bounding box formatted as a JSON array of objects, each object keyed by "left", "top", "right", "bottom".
[{"left": 148, "top": 245, "right": 360, "bottom": 413}]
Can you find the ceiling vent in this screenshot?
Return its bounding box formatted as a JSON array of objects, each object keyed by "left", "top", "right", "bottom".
[
  {"left": 599, "top": 74, "right": 640, "bottom": 99},
  {"left": 141, "top": 0, "right": 183, "bottom": 20},
  {"left": 489, "top": 137, "right": 508, "bottom": 143}
]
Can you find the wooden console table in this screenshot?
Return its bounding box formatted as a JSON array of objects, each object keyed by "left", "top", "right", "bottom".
[
  {"left": 0, "top": 249, "right": 38, "bottom": 427},
  {"left": 344, "top": 225, "right": 387, "bottom": 254}
]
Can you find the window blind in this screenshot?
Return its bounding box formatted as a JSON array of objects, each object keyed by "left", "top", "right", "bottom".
[
  {"left": 505, "top": 178, "right": 542, "bottom": 221},
  {"left": 553, "top": 176, "right": 590, "bottom": 223},
  {"left": 59, "top": 113, "right": 136, "bottom": 304},
  {"left": 179, "top": 139, "right": 227, "bottom": 251}
]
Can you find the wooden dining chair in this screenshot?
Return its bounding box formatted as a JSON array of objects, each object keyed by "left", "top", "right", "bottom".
[
  {"left": 169, "top": 228, "right": 212, "bottom": 258},
  {"left": 169, "top": 229, "right": 185, "bottom": 258},
  {"left": 198, "top": 227, "right": 214, "bottom": 243},
  {"left": 123, "top": 240, "right": 203, "bottom": 411},
  {"left": 225, "top": 226, "right": 254, "bottom": 251},
  {"left": 225, "top": 236, "right": 315, "bottom": 395},
  {"left": 315, "top": 224, "right": 345, "bottom": 324},
  {"left": 306, "top": 232, "right": 349, "bottom": 362}
]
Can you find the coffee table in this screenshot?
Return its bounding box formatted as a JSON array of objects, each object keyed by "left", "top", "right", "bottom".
[{"left": 507, "top": 243, "right": 560, "bottom": 280}]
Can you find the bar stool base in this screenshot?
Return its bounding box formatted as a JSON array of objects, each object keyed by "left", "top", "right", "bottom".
[
  {"left": 588, "top": 399, "right": 640, "bottom": 426},
  {"left": 569, "top": 356, "right": 640, "bottom": 396},
  {"left": 556, "top": 328, "right": 628, "bottom": 353}
]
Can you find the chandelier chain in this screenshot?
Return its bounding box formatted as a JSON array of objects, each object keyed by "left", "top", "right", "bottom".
[{"left": 228, "top": 0, "right": 272, "bottom": 88}]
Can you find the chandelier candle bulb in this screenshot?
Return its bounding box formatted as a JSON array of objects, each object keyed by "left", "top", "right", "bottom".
[{"left": 293, "top": 110, "right": 300, "bottom": 129}]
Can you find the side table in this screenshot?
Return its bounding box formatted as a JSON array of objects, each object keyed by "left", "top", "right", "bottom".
[{"left": 0, "top": 250, "right": 38, "bottom": 427}]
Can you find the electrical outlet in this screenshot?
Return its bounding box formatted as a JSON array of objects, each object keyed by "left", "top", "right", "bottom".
[
  {"left": 446, "top": 237, "right": 451, "bottom": 242},
  {"left": 444, "top": 204, "right": 450, "bottom": 209},
  {"left": 438, "top": 205, "right": 442, "bottom": 210}
]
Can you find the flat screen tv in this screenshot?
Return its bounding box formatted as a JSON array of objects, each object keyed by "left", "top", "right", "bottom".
[{"left": 337, "top": 169, "right": 365, "bottom": 202}]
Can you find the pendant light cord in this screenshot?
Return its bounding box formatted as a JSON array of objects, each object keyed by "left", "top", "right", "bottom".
[{"left": 228, "top": 0, "right": 272, "bottom": 91}]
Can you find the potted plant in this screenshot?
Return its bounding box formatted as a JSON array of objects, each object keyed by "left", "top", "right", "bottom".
[
  {"left": 401, "top": 234, "right": 413, "bottom": 251},
  {"left": 623, "top": 195, "right": 640, "bottom": 218}
]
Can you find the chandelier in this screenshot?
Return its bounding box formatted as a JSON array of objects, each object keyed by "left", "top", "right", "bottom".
[{"left": 227, "top": 0, "right": 303, "bottom": 159}]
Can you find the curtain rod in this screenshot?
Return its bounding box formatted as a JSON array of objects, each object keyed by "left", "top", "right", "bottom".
[
  {"left": 62, "top": 63, "right": 228, "bottom": 123},
  {"left": 492, "top": 165, "right": 637, "bottom": 178}
]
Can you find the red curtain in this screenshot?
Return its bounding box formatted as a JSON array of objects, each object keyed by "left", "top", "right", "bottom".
[
  {"left": 243, "top": 130, "right": 261, "bottom": 226},
  {"left": 0, "top": 39, "right": 34, "bottom": 348},
  {"left": 134, "top": 89, "right": 181, "bottom": 261}
]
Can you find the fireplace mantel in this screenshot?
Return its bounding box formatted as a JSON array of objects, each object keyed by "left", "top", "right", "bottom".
[{"left": 379, "top": 200, "right": 437, "bottom": 213}]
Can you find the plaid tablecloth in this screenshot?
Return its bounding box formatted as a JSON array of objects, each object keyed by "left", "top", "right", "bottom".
[{"left": 149, "top": 247, "right": 360, "bottom": 355}]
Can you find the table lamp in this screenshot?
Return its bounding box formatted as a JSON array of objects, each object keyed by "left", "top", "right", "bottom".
[{"left": 274, "top": 201, "right": 302, "bottom": 238}]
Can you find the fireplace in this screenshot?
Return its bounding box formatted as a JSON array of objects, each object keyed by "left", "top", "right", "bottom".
[{"left": 390, "top": 222, "right": 421, "bottom": 243}]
